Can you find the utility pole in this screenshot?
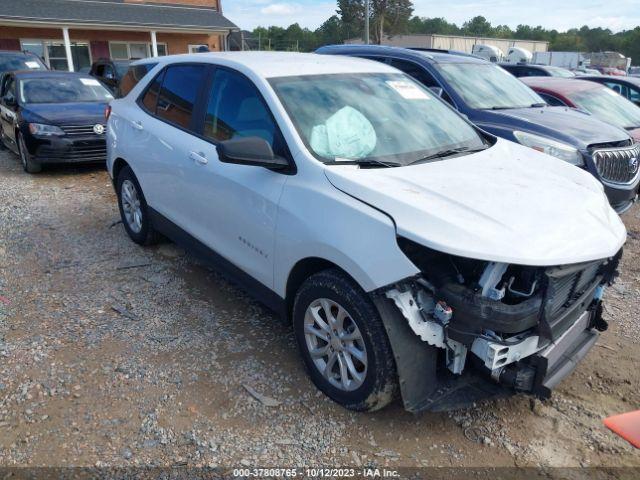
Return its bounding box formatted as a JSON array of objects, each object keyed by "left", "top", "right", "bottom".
[{"left": 364, "top": 0, "right": 370, "bottom": 44}]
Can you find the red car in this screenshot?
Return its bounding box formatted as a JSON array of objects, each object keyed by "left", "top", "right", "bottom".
[{"left": 521, "top": 77, "right": 640, "bottom": 142}]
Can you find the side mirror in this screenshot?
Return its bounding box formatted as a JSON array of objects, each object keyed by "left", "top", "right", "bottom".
[
  {"left": 3, "top": 96, "right": 16, "bottom": 107},
  {"left": 217, "top": 136, "right": 289, "bottom": 170},
  {"left": 429, "top": 86, "right": 444, "bottom": 98}
]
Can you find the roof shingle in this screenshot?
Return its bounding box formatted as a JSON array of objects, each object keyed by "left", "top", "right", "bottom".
[{"left": 0, "top": 0, "right": 238, "bottom": 30}]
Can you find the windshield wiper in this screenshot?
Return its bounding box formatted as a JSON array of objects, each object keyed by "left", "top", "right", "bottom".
[
  {"left": 484, "top": 103, "right": 545, "bottom": 110},
  {"left": 323, "top": 158, "right": 402, "bottom": 168},
  {"left": 409, "top": 146, "right": 488, "bottom": 165}
]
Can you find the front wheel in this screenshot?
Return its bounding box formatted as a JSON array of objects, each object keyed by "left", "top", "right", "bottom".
[
  {"left": 18, "top": 132, "right": 41, "bottom": 173},
  {"left": 293, "top": 269, "right": 398, "bottom": 411}
]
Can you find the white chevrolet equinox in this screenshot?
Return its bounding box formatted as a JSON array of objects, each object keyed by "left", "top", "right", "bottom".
[{"left": 107, "top": 52, "right": 626, "bottom": 412}]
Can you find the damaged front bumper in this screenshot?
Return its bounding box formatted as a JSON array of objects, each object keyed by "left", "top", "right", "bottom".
[{"left": 374, "top": 248, "right": 620, "bottom": 413}]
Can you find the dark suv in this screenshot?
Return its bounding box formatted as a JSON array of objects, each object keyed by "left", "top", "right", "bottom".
[
  {"left": 317, "top": 45, "right": 638, "bottom": 213},
  {"left": 89, "top": 59, "right": 132, "bottom": 93},
  {"left": 0, "top": 50, "right": 47, "bottom": 77}
]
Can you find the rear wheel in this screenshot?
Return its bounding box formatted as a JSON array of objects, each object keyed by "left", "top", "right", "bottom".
[
  {"left": 116, "top": 166, "right": 160, "bottom": 245},
  {"left": 18, "top": 132, "right": 41, "bottom": 173},
  {"left": 293, "top": 269, "right": 398, "bottom": 411}
]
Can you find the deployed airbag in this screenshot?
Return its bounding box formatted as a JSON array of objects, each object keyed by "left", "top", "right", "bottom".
[{"left": 310, "top": 106, "right": 377, "bottom": 159}]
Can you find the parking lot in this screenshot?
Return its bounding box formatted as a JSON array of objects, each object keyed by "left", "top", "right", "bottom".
[{"left": 0, "top": 146, "right": 639, "bottom": 470}]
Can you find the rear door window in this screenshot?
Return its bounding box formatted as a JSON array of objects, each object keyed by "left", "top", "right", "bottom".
[
  {"left": 155, "top": 64, "right": 207, "bottom": 130},
  {"left": 140, "top": 69, "right": 165, "bottom": 112},
  {"left": 119, "top": 63, "right": 157, "bottom": 98}
]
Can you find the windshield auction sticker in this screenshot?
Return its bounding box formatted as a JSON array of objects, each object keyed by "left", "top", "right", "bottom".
[
  {"left": 386, "top": 80, "right": 430, "bottom": 100},
  {"left": 80, "top": 78, "right": 101, "bottom": 86}
]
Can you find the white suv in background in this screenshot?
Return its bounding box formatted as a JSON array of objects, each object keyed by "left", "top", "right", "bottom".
[{"left": 107, "top": 52, "right": 626, "bottom": 413}]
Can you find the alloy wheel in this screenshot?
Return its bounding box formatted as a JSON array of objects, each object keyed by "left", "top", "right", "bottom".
[
  {"left": 303, "top": 298, "right": 368, "bottom": 391},
  {"left": 121, "top": 179, "right": 143, "bottom": 233}
]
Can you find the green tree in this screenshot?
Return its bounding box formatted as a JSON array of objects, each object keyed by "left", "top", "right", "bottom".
[
  {"left": 462, "top": 16, "right": 493, "bottom": 36},
  {"left": 251, "top": 11, "right": 640, "bottom": 64},
  {"left": 371, "top": 0, "right": 414, "bottom": 43},
  {"left": 337, "top": 0, "right": 365, "bottom": 40},
  {"left": 317, "top": 15, "right": 346, "bottom": 46},
  {"left": 337, "top": 0, "right": 414, "bottom": 43}
]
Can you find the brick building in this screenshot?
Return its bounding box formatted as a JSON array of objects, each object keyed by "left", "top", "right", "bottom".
[{"left": 0, "top": 0, "right": 238, "bottom": 71}]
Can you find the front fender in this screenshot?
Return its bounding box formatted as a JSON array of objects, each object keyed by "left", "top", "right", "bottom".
[{"left": 273, "top": 174, "right": 419, "bottom": 297}]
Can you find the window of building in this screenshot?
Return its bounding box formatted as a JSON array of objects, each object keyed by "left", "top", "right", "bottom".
[
  {"left": 129, "top": 43, "right": 148, "bottom": 60},
  {"left": 110, "top": 42, "right": 168, "bottom": 60},
  {"left": 21, "top": 41, "right": 45, "bottom": 60},
  {"left": 189, "top": 44, "right": 209, "bottom": 54},
  {"left": 155, "top": 64, "right": 207, "bottom": 130},
  {"left": 20, "top": 39, "right": 91, "bottom": 71},
  {"left": 110, "top": 43, "right": 129, "bottom": 60}
]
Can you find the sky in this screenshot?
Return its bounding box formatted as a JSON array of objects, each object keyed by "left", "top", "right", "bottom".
[{"left": 223, "top": 0, "right": 640, "bottom": 33}]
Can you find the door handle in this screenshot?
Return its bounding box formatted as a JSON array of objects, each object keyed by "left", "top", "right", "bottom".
[
  {"left": 131, "top": 120, "right": 144, "bottom": 131},
  {"left": 189, "top": 151, "right": 208, "bottom": 165}
]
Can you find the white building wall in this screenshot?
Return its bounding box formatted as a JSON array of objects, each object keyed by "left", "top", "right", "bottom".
[{"left": 346, "top": 34, "right": 549, "bottom": 54}]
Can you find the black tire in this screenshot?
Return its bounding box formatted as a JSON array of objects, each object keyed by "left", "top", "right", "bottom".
[
  {"left": 116, "top": 165, "right": 160, "bottom": 246},
  {"left": 18, "top": 132, "right": 41, "bottom": 173},
  {"left": 293, "top": 269, "right": 398, "bottom": 412}
]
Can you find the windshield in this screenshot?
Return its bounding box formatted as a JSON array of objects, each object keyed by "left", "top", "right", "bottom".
[
  {"left": 568, "top": 87, "right": 640, "bottom": 130},
  {"left": 0, "top": 55, "right": 46, "bottom": 74},
  {"left": 270, "top": 73, "right": 486, "bottom": 166},
  {"left": 438, "top": 63, "right": 544, "bottom": 109},
  {"left": 546, "top": 66, "right": 575, "bottom": 78},
  {"left": 19, "top": 77, "right": 113, "bottom": 104}
]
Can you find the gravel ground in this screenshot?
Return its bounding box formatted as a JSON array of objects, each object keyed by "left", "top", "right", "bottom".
[{"left": 0, "top": 147, "right": 639, "bottom": 471}]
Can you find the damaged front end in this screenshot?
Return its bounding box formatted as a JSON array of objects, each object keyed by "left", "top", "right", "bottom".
[{"left": 375, "top": 238, "right": 621, "bottom": 413}]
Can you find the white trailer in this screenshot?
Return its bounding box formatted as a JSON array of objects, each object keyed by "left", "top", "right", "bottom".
[{"left": 533, "top": 51, "right": 589, "bottom": 69}]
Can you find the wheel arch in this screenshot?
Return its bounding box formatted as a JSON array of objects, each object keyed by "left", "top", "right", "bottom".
[
  {"left": 112, "top": 157, "right": 130, "bottom": 185},
  {"left": 285, "top": 257, "right": 361, "bottom": 321}
]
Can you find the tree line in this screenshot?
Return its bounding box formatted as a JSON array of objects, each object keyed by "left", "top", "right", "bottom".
[{"left": 248, "top": 4, "right": 640, "bottom": 64}]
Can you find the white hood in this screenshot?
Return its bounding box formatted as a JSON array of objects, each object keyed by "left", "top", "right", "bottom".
[{"left": 324, "top": 139, "right": 626, "bottom": 266}]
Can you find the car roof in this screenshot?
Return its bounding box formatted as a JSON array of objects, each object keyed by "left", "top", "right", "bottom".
[
  {"left": 500, "top": 63, "right": 551, "bottom": 69},
  {"left": 12, "top": 70, "right": 94, "bottom": 80},
  {"left": 131, "top": 57, "right": 161, "bottom": 66},
  {"left": 520, "top": 76, "right": 602, "bottom": 94},
  {"left": 580, "top": 75, "right": 640, "bottom": 86},
  {"left": 0, "top": 50, "right": 37, "bottom": 56},
  {"left": 147, "top": 51, "right": 399, "bottom": 78},
  {"left": 318, "top": 44, "right": 489, "bottom": 65}
]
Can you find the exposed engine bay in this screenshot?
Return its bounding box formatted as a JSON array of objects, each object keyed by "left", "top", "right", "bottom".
[{"left": 383, "top": 238, "right": 621, "bottom": 403}]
